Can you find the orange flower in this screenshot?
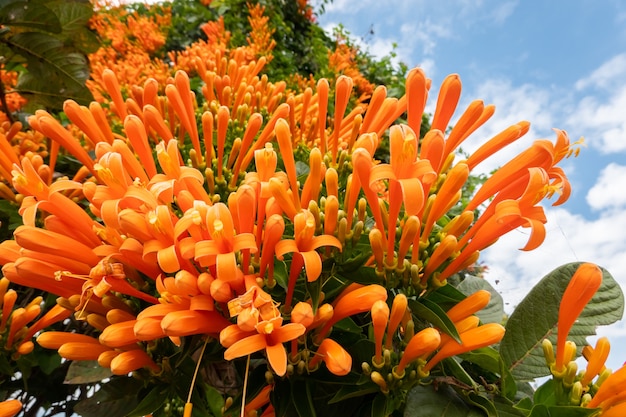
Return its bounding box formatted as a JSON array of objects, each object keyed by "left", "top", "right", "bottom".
[
  {"left": 223, "top": 317, "right": 305, "bottom": 376},
  {"left": 423, "top": 323, "right": 505, "bottom": 373},
  {"left": 275, "top": 209, "right": 341, "bottom": 310},
  {"left": 371, "top": 300, "right": 389, "bottom": 366},
  {"left": 581, "top": 337, "right": 610, "bottom": 387},
  {"left": 554, "top": 263, "right": 602, "bottom": 373},
  {"left": 316, "top": 284, "right": 387, "bottom": 343},
  {"left": 394, "top": 328, "right": 441, "bottom": 377},
  {"left": 0, "top": 399, "right": 22, "bottom": 417},
  {"left": 307, "top": 338, "right": 352, "bottom": 376},
  {"left": 587, "top": 365, "right": 626, "bottom": 409}
]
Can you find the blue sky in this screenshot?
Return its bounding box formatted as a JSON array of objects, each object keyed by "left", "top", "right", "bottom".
[{"left": 317, "top": 0, "right": 626, "bottom": 369}]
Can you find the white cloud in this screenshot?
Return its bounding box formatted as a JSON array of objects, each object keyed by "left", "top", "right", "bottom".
[
  {"left": 482, "top": 204, "right": 626, "bottom": 310},
  {"left": 489, "top": 1, "right": 518, "bottom": 24},
  {"left": 586, "top": 163, "right": 626, "bottom": 211},
  {"left": 575, "top": 53, "right": 626, "bottom": 91}
]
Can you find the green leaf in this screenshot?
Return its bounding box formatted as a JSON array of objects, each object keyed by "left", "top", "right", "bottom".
[
  {"left": 48, "top": 1, "right": 93, "bottom": 35},
  {"left": 493, "top": 397, "right": 528, "bottom": 417},
  {"left": 127, "top": 385, "right": 169, "bottom": 417},
  {"left": 408, "top": 298, "right": 461, "bottom": 342},
  {"left": 328, "top": 381, "right": 378, "bottom": 404},
  {"left": 64, "top": 360, "right": 113, "bottom": 384},
  {"left": 425, "top": 284, "right": 467, "bottom": 308},
  {"left": 291, "top": 380, "right": 316, "bottom": 417},
  {"left": 527, "top": 405, "right": 598, "bottom": 417},
  {"left": 500, "top": 262, "right": 624, "bottom": 381},
  {"left": 74, "top": 377, "right": 142, "bottom": 417},
  {"left": 404, "top": 384, "right": 485, "bottom": 417},
  {"left": 456, "top": 276, "right": 505, "bottom": 324},
  {"left": 465, "top": 392, "right": 497, "bottom": 417},
  {"left": 371, "top": 393, "right": 388, "bottom": 417},
  {"left": 533, "top": 379, "right": 556, "bottom": 406},
  {"left": 0, "top": 2, "right": 61, "bottom": 32},
  {"left": 204, "top": 384, "right": 225, "bottom": 417}
]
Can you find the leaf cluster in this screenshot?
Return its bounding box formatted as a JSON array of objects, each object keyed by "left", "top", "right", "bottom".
[{"left": 0, "top": 0, "right": 96, "bottom": 114}]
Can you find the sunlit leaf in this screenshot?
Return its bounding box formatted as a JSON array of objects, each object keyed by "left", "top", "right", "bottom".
[{"left": 64, "top": 360, "right": 113, "bottom": 384}]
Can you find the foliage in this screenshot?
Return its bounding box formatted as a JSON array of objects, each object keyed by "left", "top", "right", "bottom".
[
  {"left": 0, "top": 1, "right": 624, "bottom": 417},
  {"left": 0, "top": 0, "right": 96, "bottom": 115}
]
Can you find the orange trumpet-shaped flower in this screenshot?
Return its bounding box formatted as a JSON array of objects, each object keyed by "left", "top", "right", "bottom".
[
  {"left": 587, "top": 365, "right": 626, "bottom": 409},
  {"left": 0, "top": 399, "right": 22, "bottom": 417},
  {"left": 194, "top": 202, "right": 257, "bottom": 285},
  {"left": 423, "top": 323, "right": 505, "bottom": 373},
  {"left": 223, "top": 317, "right": 305, "bottom": 377},
  {"left": 308, "top": 338, "right": 352, "bottom": 376},
  {"left": 110, "top": 349, "right": 160, "bottom": 375},
  {"left": 371, "top": 300, "right": 389, "bottom": 366},
  {"left": 445, "top": 290, "right": 491, "bottom": 323},
  {"left": 394, "top": 328, "right": 441, "bottom": 377},
  {"left": 58, "top": 342, "right": 113, "bottom": 361},
  {"left": 580, "top": 337, "right": 610, "bottom": 387},
  {"left": 385, "top": 293, "right": 408, "bottom": 350},
  {"left": 275, "top": 209, "right": 342, "bottom": 310},
  {"left": 316, "top": 285, "right": 387, "bottom": 343},
  {"left": 554, "top": 263, "right": 602, "bottom": 373},
  {"left": 368, "top": 124, "right": 436, "bottom": 265}
]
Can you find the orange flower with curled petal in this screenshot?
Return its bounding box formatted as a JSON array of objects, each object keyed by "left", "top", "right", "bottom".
[
  {"left": 223, "top": 316, "right": 305, "bottom": 377},
  {"left": 307, "top": 338, "right": 352, "bottom": 376},
  {"left": 275, "top": 209, "right": 342, "bottom": 310}
]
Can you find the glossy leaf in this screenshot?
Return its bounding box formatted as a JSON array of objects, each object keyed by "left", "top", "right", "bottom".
[
  {"left": 500, "top": 262, "right": 624, "bottom": 381},
  {"left": 408, "top": 298, "right": 461, "bottom": 342}
]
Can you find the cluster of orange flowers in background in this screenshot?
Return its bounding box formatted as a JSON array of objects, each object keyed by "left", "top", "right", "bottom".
[
  {"left": 5, "top": 1, "right": 626, "bottom": 416},
  {"left": 0, "top": 42, "right": 580, "bottom": 411}
]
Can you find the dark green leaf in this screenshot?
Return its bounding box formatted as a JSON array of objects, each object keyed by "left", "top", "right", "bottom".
[
  {"left": 73, "top": 377, "right": 142, "bottom": 417},
  {"left": 425, "top": 284, "right": 467, "bottom": 310},
  {"left": 291, "top": 380, "right": 316, "bottom": 417},
  {"left": 328, "top": 381, "right": 378, "bottom": 404},
  {"left": 48, "top": 1, "right": 93, "bottom": 35},
  {"left": 404, "top": 384, "right": 485, "bottom": 417},
  {"left": 408, "top": 298, "right": 461, "bottom": 342},
  {"left": 0, "top": 2, "right": 61, "bottom": 32},
  {"left": 6, "top": 31, "right": 91, "bottom": 91},
  {"left": 500, "top": 263, "right": 624, "bottom": 381},
  {"left": 371, "top": 393, "right": 388, "bottom": 417},
  {"left": 533, "top": 379, "right": 556, "bottom": 406},
  {"left": 456, "top": 276, "right": 505, "bottom": 324},
  {"left": 127, "top": 385, "right": 169, "bottom": 417},
  {"left": 465, "top": 392, "right": 497, "bottom": 417},
  {"left": 493, "top": 397, "right": 527, "bottom": 417},
  {"left": 64, "top": 360, "right": 113, "bottom": 384}
]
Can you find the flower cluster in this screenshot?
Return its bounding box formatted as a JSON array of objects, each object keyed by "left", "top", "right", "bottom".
[{"left": 0, "top": 57, "right": 584, "bottom": 414}]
